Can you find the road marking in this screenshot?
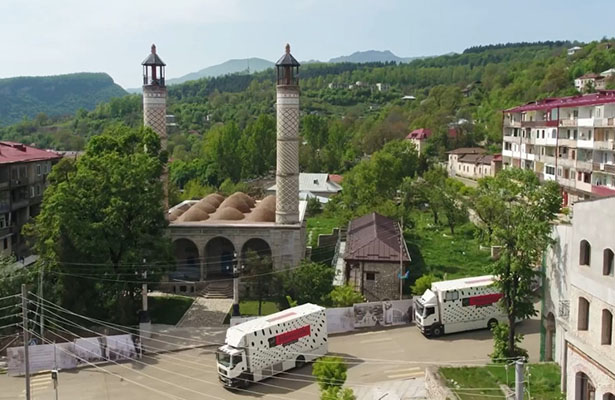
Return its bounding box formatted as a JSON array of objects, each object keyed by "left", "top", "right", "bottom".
[
  {"left": 387, "top": 370, "right": 425, "bottom": 380},
  {"left": 354, "top": 330, "right": 386, "bottom": 337},
  {"left": 359, "top": 337, "right": 393, "bottom": 344}
]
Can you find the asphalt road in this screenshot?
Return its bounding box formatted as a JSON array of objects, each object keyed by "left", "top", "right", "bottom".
[{"left": 1, "top": 319, "right": 541, "bottom": 400}]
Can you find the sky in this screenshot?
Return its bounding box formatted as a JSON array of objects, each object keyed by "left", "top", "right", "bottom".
[{"left": 2, "top": 0, "right": 615, "bottom": 88}]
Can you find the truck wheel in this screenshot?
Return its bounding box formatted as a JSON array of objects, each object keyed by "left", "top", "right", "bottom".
[
  {"left": 295, "top": 355, "right": 306, "bottom": 369},
  {"left": 431, "top": 325, "right": 443, "bottom": 337},
  {"left": 488, "top": 319, "right": 498, "bottom": 330},
  {"left": 239, "top": 373, "right": 252, "bottom": 389}
]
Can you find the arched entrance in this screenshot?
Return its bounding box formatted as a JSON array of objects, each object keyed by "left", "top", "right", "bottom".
[
  {"left": 545, "top": 312, "right": 556, "bottom": 361},
  {"left": 575, "top": 372, "right": 595, "bottom": 400},
  {"left": 241, "top": 238, "right": 273, "bottom": 269},
  {"left": 205, "top": 237, "right": 235, "bottom": 278},
  {"left": 173, "top": 239, "right": 200, "bottom": 281}
]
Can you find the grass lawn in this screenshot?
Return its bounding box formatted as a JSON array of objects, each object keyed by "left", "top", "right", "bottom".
[
  {"left": 306, "top": 214, "right": 344, "bottom": 248},
  {"left": 406, "top": 209, "right": 492, "bottom": 281},
  {"left": 239, "top": 300, "right": 280, "bottom": 316},
  {"left": 440, "top": 363, "right": 563, "bottom": 400},
  {"left": 148, "top": 295, "right": 194, "bottom": 325}
]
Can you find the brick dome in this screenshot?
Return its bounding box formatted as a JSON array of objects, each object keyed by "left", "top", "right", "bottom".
[
  {"left": 194, "top": 198, "right": 217, "bottom": 213},
  {"left": 219, "top": 195, "right": 251, "bottom": 213},
  {"left": 177, "top": 206, "right": 209, "bottom": 222},
  {"left": 247, "top": 207, "right": 275, "bottom": 222},
  {"left": 211, "top": 207, "right": 245, "bottom": 221}
]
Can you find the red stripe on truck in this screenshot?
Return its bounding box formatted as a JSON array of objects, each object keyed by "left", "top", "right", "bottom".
[
  {"left": 468, "top": 293, "right": 502, "bottom": 306},
  {"left": 275, "top": 325, "right": 310, "bottom": 346}
]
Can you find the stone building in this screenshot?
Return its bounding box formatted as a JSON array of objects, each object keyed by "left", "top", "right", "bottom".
[
  {"left": 342, "top": 213, "right": 410, "bottom": 301},
  {"left": 542, "top": 197, "right": 615, "bottom": 399},
  {"left": 166, "top": 45, "right": 307, "bottom": 292}
]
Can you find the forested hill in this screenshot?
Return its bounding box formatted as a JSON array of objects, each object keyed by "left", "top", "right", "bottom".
[
  {"left": 4, "top": 39, "right": 615, "bottom": 166},
  {"left": 0, "top": 73, "right": 127, "bottom": 125}
]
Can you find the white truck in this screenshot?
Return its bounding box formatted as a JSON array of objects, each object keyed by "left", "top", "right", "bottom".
[
  {"left": 414, "top": 275, "right": 507, "bottom": 337},
  {"left": 216, "top": 303, "right": 328, "bottom": 388}
]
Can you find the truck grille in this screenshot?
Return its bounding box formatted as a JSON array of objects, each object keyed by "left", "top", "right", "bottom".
[{"left": 218, "top": 367, "right": 226, "bottom": 376}]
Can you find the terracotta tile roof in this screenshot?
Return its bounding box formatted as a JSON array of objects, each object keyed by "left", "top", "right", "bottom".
[
  {"left": 344, "top": 212, "right": 410, "bottom": 263},
  {"left": 459, "top": 154, "right": 495, "bottom": 165},
  {"left": 328, "top": 174, "right": 343, "bottom": 184},
  {"left": 405, "top": 128, "right": 431, "bottom": 140},
  {"left": 0, "top": 142, "right": 62, "bottom": 165},
  {"left": 446, "top": 147, "right": 486, "bottom": 155}
]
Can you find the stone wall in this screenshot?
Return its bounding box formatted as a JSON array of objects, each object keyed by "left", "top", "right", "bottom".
[
  {"left": 360, "top": 262, "right": 403, "bottom": 301},
  {"left": 424, "top": 367, "right": 456, "bottom": 400}
]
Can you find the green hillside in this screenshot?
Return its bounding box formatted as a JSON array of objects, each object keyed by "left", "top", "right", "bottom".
[
  {"left": 3, "top": 38, "right": 615, "bottom": 191},
  {"left": 0, "top": 72, "right": 127, "bottom": 125},
  {"left": 166, "top": 57, "right": 275, "bottom": 85}
]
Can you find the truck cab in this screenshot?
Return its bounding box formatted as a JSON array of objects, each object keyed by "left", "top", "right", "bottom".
[
  {"left": 216, "top": 345, "right": 248, "bottom": 387},
  {"left": 414, "top": 289, "right": 443, "bottom": 336}
]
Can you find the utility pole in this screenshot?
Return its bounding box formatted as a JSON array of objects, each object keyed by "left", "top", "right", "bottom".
[
  {"left": 21, "top": 284, "right": 31, "bottom": 400},
  {"left": 515, "top": 358, "right": 525, "bottom": 400},
  {"left": 38, "top": 265, "right": 44, "bottom": 339},
  {"left": 232, "top": 252, "right": 240, "bottom": 317},
  {"left": 399, "top": 218, "right": 404, "bottom": 301},
  {"left": 139, "top": 258, "right": 151, "bottom": 340}
]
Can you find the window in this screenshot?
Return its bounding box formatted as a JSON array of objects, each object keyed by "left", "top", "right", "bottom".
[
  {"left": 545, "top": 166, "right": 556, "bottom": 176},
  {"left": 425, "top": 307, "right": 435, "bottom": 317},
  {"left": 604, "top": 393, "right": 615, "bottom": 400},
  {"left": 2, "top": 238, "right": 6, "bottom": 250},
  {"left": 444, "top": 291, "right": 459, "bottom": 301},
  {"left": 365, "top": 272, "right": 375, "bottom": 281},
  {"left": 35, "top": 185, "right": 41, "bottom": 196},
  {"left": 29, "top": 186, "right": 34, "bottom": 198},
  {"left": 580, "top": 240, "right": 591, "bottom": 266},
  {"left": 0, "top": 215, "right": 5, "bottom": 228},
  {"left": 573, "top": 129, "right": 578, "bottom": 139},
  {"left": 578, "top": 297, "right": 590, "bottom": 331},
  {"left": 604, "top": 249, "right": 614, "bottom": 276},
  {"left": 36, "top": 164, "right": 41, "bottom": 176},
  {"left": 576, "top": 372, "right": 595, "bottom": 400},
  {"left": 602, "top": 309, "right": 613, "bottom": 345}
]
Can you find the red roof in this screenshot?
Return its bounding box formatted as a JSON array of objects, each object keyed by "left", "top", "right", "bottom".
[
  {"left": 447, "top": 147, "right": 486, "bottom": 155},
  {"left": 505, "top": 91, "right": 615, "bottom": 113},
  {"left": 344, "top": 213, "right": 410, "bottom": 263},
  {"left": 405, "top": 128, "right": 431, "bottom": 140},
  {"left": 0, "top": 142, "right": 62, "bottom": 165},
  {"left": 328, "top": 174, "right": 343, "bottom": 184}
]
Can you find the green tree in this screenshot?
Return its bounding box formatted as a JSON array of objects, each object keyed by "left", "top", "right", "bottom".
[
  {"left": 281, "top": 262, "right": 334, "bottom": 306},
  {"left": 312, "top": 356, "right": 348, "bottom": 392},
  {"left": 322, "top": 387, "right": 356, "bottom": 400},
  {"left": 24, "top": 125, "right": 173, "bottom": 324},
  {"left": 411, "top": 274, "right": 439, "bottom": 296},
  {"left": 243, "top": 250, "right": 274, "bottom": 316},
  {"left": 490, "top": 323, "right": 528, "bottom": 362},
  {"left": 329, "top": 285, "right": 364, "bottom": 307},
  {"left": 473, "top": 168, "right": 561, "bottom": 357}
]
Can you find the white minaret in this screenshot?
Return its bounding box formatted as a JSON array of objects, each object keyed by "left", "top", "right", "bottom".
[
  {"left": 142, "top": 44, "right": 169, "bottom": 211},
  {"left": 275, "top": 44, "right": 301, "bottom": 224}
]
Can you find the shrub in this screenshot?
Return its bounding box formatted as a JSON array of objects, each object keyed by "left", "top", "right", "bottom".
[
  {"left": 490, "top": 323, "right": 528, "bottom": 362},
  {"left": 312, "top": 356, "right": 347, "bottom": 391},
  {"left": 329, "top": 285, "right": 364, "bottom": 307},
  {"left": 410, "top": 274, "right": 439, "bottom": 296}
]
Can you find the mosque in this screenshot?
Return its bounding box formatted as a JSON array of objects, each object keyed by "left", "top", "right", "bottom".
[{"left": 141, "top": 44, "right": 307, "bottom": 290}]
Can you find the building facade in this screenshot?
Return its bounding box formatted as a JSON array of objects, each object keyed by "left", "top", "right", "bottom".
[
  {"left": 542, "top": 197, "right": 615, "bottom": 399},
  {"left": 447, "top": 147, "right": 501, "bottom": 180},
  {"left": 342, "top": 213, "right": 410, "bottom": 301},
  {"left": 0, "top": 142, "right": 61, "bottom": 257},
  {"left": 502, "top": 91, "right": 615, "bottom": 205},
  {"left": 406, "top": 128, "right": 431, "bottom": 155}
]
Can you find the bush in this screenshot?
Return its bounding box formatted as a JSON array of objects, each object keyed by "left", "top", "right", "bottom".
[
  {"left": 321, "top": 387, "right": 356, "bottom": 400},
  {"left": 312, "top": 356, "right": 347, "bottom": 391},
  {"left": 410, "top": 274, "right": 439, "bottom": 296},
  {"left": 307, "top": 197, "right": 323, "bottom": 215},
  {"left": 329, "top": 285, "right": 364, "bottom": 307},
  {"left": 490, "top": 323, "right": 528, "bottom": 362}
]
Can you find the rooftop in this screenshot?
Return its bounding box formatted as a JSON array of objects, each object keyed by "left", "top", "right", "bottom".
[
  {"left": 267, "top": 173, "right": 342, "bottom": 194},
  {"left": 0, "top": 142, "right": 61, "bottom": 165},
  {"left": 458, "top": 153, "right": 498, "bottom": 165},
  {"left": 504, "top": 90, "right": 615, "bottom": 113},
  {"left": 447, "top": 147, "right": 486, "bottom": 155},
  {"left": 406, "top": 128, "right": 431, "bottom": 140},
  {"left": 344, "top": 212, "right": 410, "bottom": 263},
  {"left": 431, "top": 275, "right": 495, "bottom": 292}
]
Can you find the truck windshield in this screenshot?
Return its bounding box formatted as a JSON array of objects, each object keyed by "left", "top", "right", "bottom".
[
  {"left": 414, "top": 300, "right": 424, "bottom": 317},
  {"left": 216, "top": 351, "right": 231, "bottom": 367}
]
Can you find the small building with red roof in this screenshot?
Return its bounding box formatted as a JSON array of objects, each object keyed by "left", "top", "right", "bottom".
[
  {"left": 447, "top": 147, "right": 501, "bottom": 180},
  {"left": 0, "top": 141, "right": 62, "bottom": 257},
  {"left": 405, "top": 128, "right": 431, "bottom": 155}
]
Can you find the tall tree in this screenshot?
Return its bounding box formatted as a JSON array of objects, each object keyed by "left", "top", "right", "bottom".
[
  {"left": 473, "top": 168, "right": 561, "bottom": 357},
  {"left": 25, "top": 125, "right": 172, "bottom": 324}
]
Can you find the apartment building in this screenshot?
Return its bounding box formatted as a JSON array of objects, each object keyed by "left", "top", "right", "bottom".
[
  {"left": 502, "top": 91, "right": 615, "bottom": 205},
  {"left": 0, "top": 142, "right": 61, "bottom": 257},
  {"left": 542, "top": 197, "right": 615, "bottom": 399}
]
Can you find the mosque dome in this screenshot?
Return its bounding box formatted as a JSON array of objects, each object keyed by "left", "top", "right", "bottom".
[
  {"left": 177, "top": 206, "right": 209, "bottom": 222},
  {"left": 219, "top": 195, "right": 251, "bottom": 213},
  {"left": 211, "top": 207, "right": 245, "bottom": 221}
]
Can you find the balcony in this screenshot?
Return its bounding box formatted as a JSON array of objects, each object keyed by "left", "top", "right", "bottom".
[
  {"left": 594, "top": 118, "right": 615, "bottom": 127},
  {"left": 558, "top": 138, "right": 577, "bottom": 147},
  {"left": 576, "top": 160, "right": 593, "bottom": 171},
  {"left": 593, "top": 162, "right": 615, "bottom": 174},
  {"left": 557, "top": 178, "right": 576, "bottom": 190},
  {"left": 502, "top": 149, "right": 513, "bottom": 158},
  {"left": 11, "top": 199, "right": 29, "bottom": 210},
  {"left": 0, "top": 225, "right": 13, "bottom": 238},
  {"left": 521, "top": 121, "right": 547, "bottom": 128},
  {"left": 578, "top": 118, "right": 595, "bottom": 127},
  {"left": 503, "top": 120, "right": 521, "bottom": 128},
  {"left": 10, "top": 177, "right": 28, "bottom": 187},
  {"left": 503, "top": 135, "right": 519, "bottom": 143},
  {"left": 577, "top": 139, "right": 594, "bottom": 149},
  {"left": 593, "top": 140, "right": 615, "bottom": 151},
  {"left": 560, "top": 119, "right": 578, "bottom": 127},
  {"left": 558, "top": 157, "right": 575, "bottom": 168}
]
